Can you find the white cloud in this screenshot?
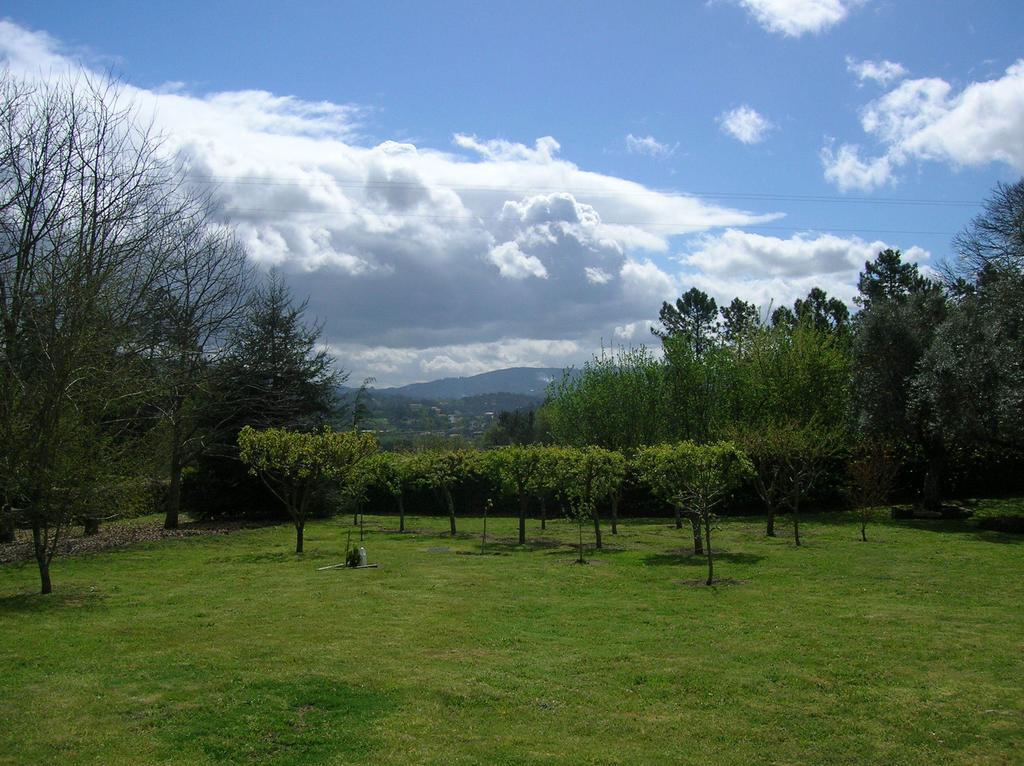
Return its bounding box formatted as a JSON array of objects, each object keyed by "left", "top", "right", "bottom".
[
  {"left": 0, "top": 20, "right": 781, "bottom": 384},
  {"left": 823, "top": 59, "right": 1024, "bottom": 191},
  {"left": 620, "top": 258, "right": 678, "bottom": 305},
  {"left": 487, "top": 242, "right": 548, "bottom": 280},
  {"left": 733, "top": 0, "right": 856, "bottom": 37},
  {"left": 845, "top": 56, "right": 908, "bottom": 87},
  {"left": 681, "top": 228, "right": 930, "bottom": 305},
  {"left": 719, "top": 106, "right": 774, "bottom": 144},
  {"left": 612, "top": 320, "right": 653, "bottom": 341},
  {"left": 820, "top": 144, "right": 895, "bottom": 192},
  {"left": 625, "top": 133, "right": 677, "bottom": 158},
  {"left": 331, "top": 338, "right": 584, "bottom": 383}
]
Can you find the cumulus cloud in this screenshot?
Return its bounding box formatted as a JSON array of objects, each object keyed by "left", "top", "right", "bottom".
[
  {"left": 681, "top": 228, "right": 930, "bottom": 305},
  {"left": 719, "top": 106, "right": 774, "bottom": 144},
  {"left": 0, "top": 20, "right": 781, "bottom": 384},
  {"left": 845, "top": 56, "right": 908, "bottom": 87},
  {"left": 823, "top": 59, "right": 1024, "bottom": 191},
  {"left": 625, "top": 133, "right": 677, "bottom": 158},
  {"left": 733, "top": 0, "right": 857, "bottom": 37},
  {"left": 487, "top": 242, "right": 548, "bottom": 280}
]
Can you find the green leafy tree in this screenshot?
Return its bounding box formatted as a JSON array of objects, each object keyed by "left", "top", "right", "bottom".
[
  {"left": 488, "top": 445, "right": 548, "bottom": 544},
  {"left": 221, "top": 273, "right": 341, "bottom": 432},
  {"left": 409, "top": 449, "right": 477, "bottom": 536},
  {"left": 720, "top": 297, "right": 761, "bottom": 349},
  {"left": 853, "top": 249, "right": 947, "bottom": 510},
  {"left": 543, "top": 346, "right": 667, "bottom": 450},
  {"left": 634, "top": 443, "right": 703, "bottom": 553},
  {"left": 559, "top": 446, "right": 626, "bottom": 561},
  {"left": 652, "top": 287, "right": 719, "bottom": 357},
  {"left": 238, "top": 426, "right": 377, "bottom": 553},
  {"left": 482, "top": 409, "right": 537, "bottom": 447},
  {"left": 530, "top": 446, "right": 564, "bottom": 530},
  {"left": 674, "top": 442, "right": 753, "bottom": 585},
  {"left": 637, "top": 441, "right": 754, "bottom": 581},
  {"left": 186, "top": 274, "right": 345, "bottom": 523},
  {"left": 363, "top": 452, "right": 416, "bottom": 532},
  {"left": 913, "top": 181, "right": 1024, "bottom": 453}
]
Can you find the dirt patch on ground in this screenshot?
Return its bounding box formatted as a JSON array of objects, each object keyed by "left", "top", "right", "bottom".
[
  {"left": 676, "top": 577, "right": 748, "bottom": 587},
  {"left": 0, "top": 519, "right": 267, "bottom": 565},
  {"left": 490, "top": 536, "right": 564, "bottom": 548}
]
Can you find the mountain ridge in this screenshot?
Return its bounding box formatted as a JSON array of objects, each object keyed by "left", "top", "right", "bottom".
[{"left": 373, "top": 366, "right": 567, "bottom": 399}]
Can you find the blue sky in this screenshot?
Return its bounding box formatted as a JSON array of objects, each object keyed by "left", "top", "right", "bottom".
[{"left": 3, "top": 1, "right": 1023, "bottom": 384}]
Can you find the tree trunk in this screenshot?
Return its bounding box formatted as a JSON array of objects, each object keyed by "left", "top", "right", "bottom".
[
  {"left": 704, "top": 515, "right": 714, "bottom": 586},
  {"left": 539, "top": 495, "right": 547, "bottom": 530},
  {"left": 610, "top": 494, "right": 619, "bottom": 535},
  {"left": 592, "top": 507, "right": 602, "bottom": 550},
  {"left": 674, "top": 503, "right": 683, "bottom": 530},
  {"left": 922, "top": 448, "right": 944, "bottom": 512},
  {"left": 0, "top": 507, "right": 14, "bottom": 544},
  {"left": 397, "top": 494, "right": 405, "bottom": 532},
  {"left": 83, "top": 516, "right": 100, "bottom": 536},
  {"left": 32, "top": 522, "right": 52, "bottom": 595},
  {"left": 688, "top": 512, "right": 704, "bottom": 555},
  {"left": 295, "top": 521, "right": 304, "bottom": 553},
  {"left": 518, "top": 494, "right": 528, "bottom": 545},
  {"left": 766, "top": 508, "right": 775, "bottom": 537},
  {"left": 164, "top": 422, "right": 183, "bottom": 530},
  {"left": 443, "top": 486, "right": 457, "bottom": 535},
  {"left": 577, "top": 520, "right": 585, "bottom": 563},
  {"left": 793, "top": 495, "right": 801, "bottom": 547},
  {"left": 860, "top": 515, "right": 867, "bottom": 542}
]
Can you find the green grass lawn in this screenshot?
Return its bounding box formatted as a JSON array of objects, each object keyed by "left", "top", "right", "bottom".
[{"left": 1, "top": 505, "right": 1022, "bottom": 765}]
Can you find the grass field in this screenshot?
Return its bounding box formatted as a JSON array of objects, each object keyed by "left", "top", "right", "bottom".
[{"left": 1, "top": 505, "right": 1022, "bottom": 765}]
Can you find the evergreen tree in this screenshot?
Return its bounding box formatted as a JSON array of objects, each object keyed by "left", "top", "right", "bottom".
[{"left": 222, "top": 272, "right": 341, "bottom": 432}]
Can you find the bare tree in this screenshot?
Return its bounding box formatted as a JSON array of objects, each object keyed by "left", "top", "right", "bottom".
[
  {"left": 848, "top": 439, "right": 899, "bottom": 542},
  {"left": 144, "top": 215, "right": 253, "bottom": 529},
  {"left": 0, "top": 71, "right": 191, "bottom": 592}
]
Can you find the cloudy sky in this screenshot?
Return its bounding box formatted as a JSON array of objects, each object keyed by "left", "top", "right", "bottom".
[{"left": 3, "top": 1, "right": 1023, "bottom": 385}]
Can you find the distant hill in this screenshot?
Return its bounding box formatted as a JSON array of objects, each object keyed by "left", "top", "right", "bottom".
[{"left": 372, "top": 366, "right": 569, "bottom": 400}]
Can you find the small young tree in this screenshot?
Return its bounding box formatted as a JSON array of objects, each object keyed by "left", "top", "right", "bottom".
[
  {"left": 673, "top": 442, "right": 754, "bottom": 585},
  {"left": 238, "top": 426, "right": 377, "bottom": 553},
  {"left": 848, "top": 438, "right": 899, "bottom": 542},
  {"left": 560, "top": 446, "right": 625, "bottom": 558},
  {"left": 732, "top": 425, "right": 790, "bottom": 538},
  {"left": 779, "top": 422, "right": 844, "bottom": 547}
]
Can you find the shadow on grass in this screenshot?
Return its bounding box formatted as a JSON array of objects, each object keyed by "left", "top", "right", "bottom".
[
  {"left": 483, "top": 536, "right": 569, "bottom": 552},
  {"left": 739, "top": 510, "right": 1024, "bottom": 545},
  {"left": 155, "top": 675, "right": 394, "bottom": 765},
  {"left": 0, "top": 586, "right": 106, "bottom": 613},
  {"left": 642, "top": 551, "right": 765, "bottom": 567},
  {"left": 404, "top": 528, "right": 477, "bottom": 542}
]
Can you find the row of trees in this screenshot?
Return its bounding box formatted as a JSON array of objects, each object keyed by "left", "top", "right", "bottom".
[
  {"left": 241, "top": 439, "right": 810, "bottom": 585},
  {"left": 0, "top": 73, "right": 343, "bottom": 593}
]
